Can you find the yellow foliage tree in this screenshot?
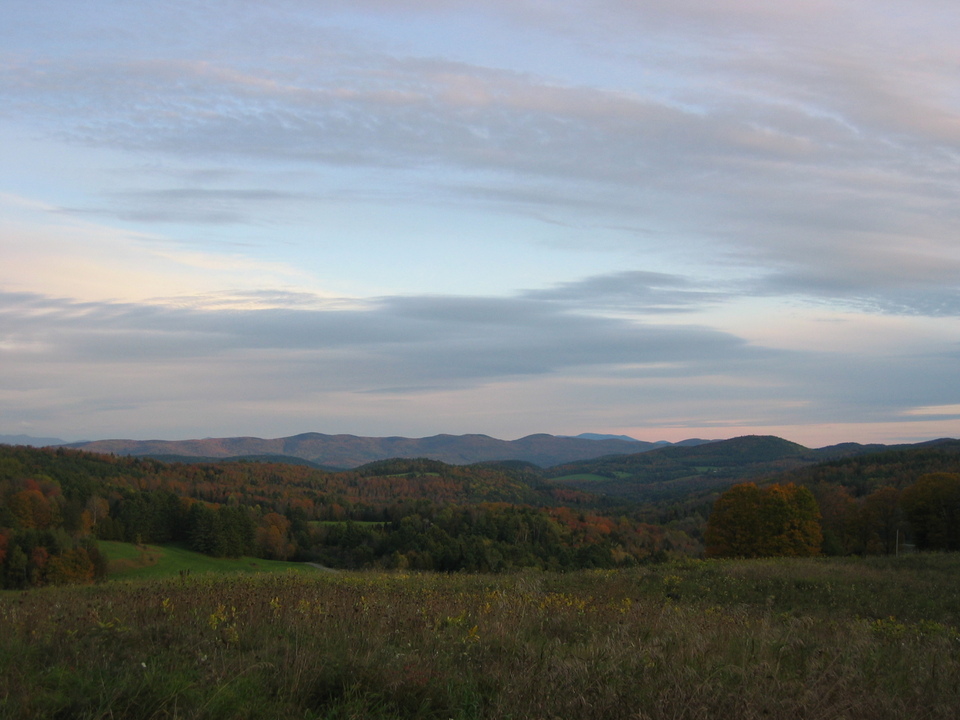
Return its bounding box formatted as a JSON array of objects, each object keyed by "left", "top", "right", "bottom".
[{"left": 705, "top": 482, "right": 822, "bottom": 558}]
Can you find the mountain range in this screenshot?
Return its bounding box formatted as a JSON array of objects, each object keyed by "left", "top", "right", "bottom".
[
  {"left": 52, "top": 432, "right": 714, "bottom": 468},
  {"left": 5, "top": 431, "right": 960, "bottom": 508},
  {"left": 6, "top": 432, "right": 958, "bottom": 491},
  {"left": 0, "top": 434, "right": 66, "bottom": 447}
]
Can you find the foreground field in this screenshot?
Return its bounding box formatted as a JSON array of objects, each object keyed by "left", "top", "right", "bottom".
[{"left": 2, "top": 555, "right": 959, "bottom": 719}]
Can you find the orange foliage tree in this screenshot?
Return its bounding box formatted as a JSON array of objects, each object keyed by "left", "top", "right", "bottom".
[
  {"left": 705, "top": 482, "right": 822, "bottom": 558},
  {"left": 8, "top": 488, "right": 56, "bottom": 530},
  {"left": 45, "top": 547, "right": 95, "bottom": 585}
]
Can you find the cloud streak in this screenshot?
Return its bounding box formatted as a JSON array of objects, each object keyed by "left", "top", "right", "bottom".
[
  {"left": 0, "top": 288, "right": 752, "bottom": 377},
  {"left": 3, "top": 283, "right": 958, "bottom": 440}
]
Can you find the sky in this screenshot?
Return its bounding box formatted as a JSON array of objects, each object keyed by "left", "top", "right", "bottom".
[{"left": 2, "top": 0, "right": 960, "bottom": 447}]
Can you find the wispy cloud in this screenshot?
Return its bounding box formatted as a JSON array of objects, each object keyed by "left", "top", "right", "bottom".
[
  {"left": 5, "top": 37, "right": 956, "bottom": 315},
  {"left": 903, "top": 404, "right": 960, "bottom": 418},
  {"left": 61, "top": 188, "right": 313, "bottom": 225},
  {"left": 524, "top": 271, "right": 728, "bottom": 313},
  {"left": 0, "top": 289, "right": 752, "bottom": 374}
]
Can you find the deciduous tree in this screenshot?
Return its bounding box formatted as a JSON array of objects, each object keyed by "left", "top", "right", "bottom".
[
  {"left": 705, "top": 483, "right": 821, "bottom": 558},
  {"left": 901, "top": 473, "right": 960, "bottom": 551}
]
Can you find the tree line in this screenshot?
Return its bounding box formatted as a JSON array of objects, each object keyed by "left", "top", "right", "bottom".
[{"left": 705, "top": 473, "right": 960, "bottom": 558}]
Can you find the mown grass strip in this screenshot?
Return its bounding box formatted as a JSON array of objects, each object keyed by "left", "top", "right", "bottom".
[{"left": 100, "top": 540, "right": 320, "bottom": 580}]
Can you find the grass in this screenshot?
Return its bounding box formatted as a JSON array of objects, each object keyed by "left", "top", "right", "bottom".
[
  {"left": 2, "top": 555, "right": 959, "bottom": 719},
  {"left": 550, "top": 473, "right": 612, "bottom": 483},
  {"left": 375, "top": 472, "right": 442, "bottom": 478},
  {"left": 101, "top": 541, "right": 320, "bottom": 581}
]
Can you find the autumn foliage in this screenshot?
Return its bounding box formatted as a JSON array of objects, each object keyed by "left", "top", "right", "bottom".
[
  {"left": 0, "top": 446, "right": 691, "bottom": 584},
  {"left": 705, "top": 482, "right": 822, "bottom": 558},
  {"left": 2, "top": 441, "right": 958, "bottom": 586}
]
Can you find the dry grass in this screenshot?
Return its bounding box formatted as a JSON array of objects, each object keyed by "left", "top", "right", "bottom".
[{"left": 1, "top": 555, "right": 959, "bottom": 719}]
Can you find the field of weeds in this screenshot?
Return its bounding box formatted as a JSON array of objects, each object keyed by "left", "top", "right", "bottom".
[{"left": 1, "top": 554, "right": 959, "bottom": 719}]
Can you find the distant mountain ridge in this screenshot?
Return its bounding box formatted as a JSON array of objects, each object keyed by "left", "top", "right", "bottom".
[
  {"left": 569, "top": 433, "right": 715, "bottom": 446},
  {"left": 0, "top": 434, "right": 65, "bottom": 447},
  {"left": 547, "top": 435, "right": 960, "bottom": 502},
  {"left": 568, "top": 433, "right": 642, "bottom": 442},
  {"left": 17, "top": 432, "right": 959, "bottom": 481},
  {"left": 61, "top": 432, "right": 709, "bottom": 468}
]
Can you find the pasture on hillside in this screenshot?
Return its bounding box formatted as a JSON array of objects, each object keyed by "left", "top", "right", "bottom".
[{"left": 100, "top": 541, "right": 323, "bottom": 581}]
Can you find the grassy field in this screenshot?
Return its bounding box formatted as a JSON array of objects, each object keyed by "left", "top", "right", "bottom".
[
  {"left": 2, "top": 554, "right": 959, "bottom": 719},
  {"left": 550, "top": 472, "right": 612, "bottom": 483},
  {"left": 101, "top": 541, "right": 321, "bottom": 581}
]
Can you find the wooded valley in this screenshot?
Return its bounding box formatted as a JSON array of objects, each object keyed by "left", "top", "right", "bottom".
[{"left": 1, "top": 435, "right": 959, "bottom": 587}]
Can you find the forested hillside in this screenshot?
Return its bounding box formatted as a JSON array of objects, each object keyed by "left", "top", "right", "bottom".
[
  {"left": 545, "top": 435, "right": 960, "bottom": 503},
  {"left": 769, "top": 441, "right": 960, "bottom": 556},
  {"left": 0, "top": 446, "right": 694, "bottom": 587},
  {"left": 686, "top": 440, "right": 960, "bottom": 558},
  {"left": 3, "top": 437, "right": 959, "bottom": 589},
  {"left": 547, "top": 436, "right": 960, "bottom": 558},
  {"left": 546, "top": 435, "right": 815, "bottom": 501},
  {"left": 774, "top": 439, "right": 960, "bottom": 493}
]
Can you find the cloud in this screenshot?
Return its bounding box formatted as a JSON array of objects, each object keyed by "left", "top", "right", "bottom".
[
  {"left": 4, "top": 29, "right": 956, "bottom": 317},
  {"left": 904, "top": 404, "right": 960, "bottom": 419},
  {"left": 4, "top": 282, "right": 958, "bottom": 407},
  {"left": 63, "top": 188, "right": 313, "bottom": 225},
  {"left": 751, "top": 248, "right": 960, "bottom": 317},
  {"left": 0, "top": 285, "right": 771, "bottom": 437},
  {"left": 0, "top": 289, "right": 754, "bottom": 379},
  {"left": 5, "top": 55, "right": 706, "bottom": 182},
  {"left": 3, "top": 1, "right": 960, "bottom": 442},
  {"left": 3, "top": 283, "right": 959, "bottom": 441},
  {"left": 524, "top": 270, "right": 728, "bottom": 313}
]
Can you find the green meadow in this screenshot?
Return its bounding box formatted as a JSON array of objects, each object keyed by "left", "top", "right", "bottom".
[
  {"left": 549, "top": 472, "right": 612, "bottom": 483},
  {"left": 2, "top": 553, "right": 959, "bottom": 719},
  {"left": 100, "top": 541, "right": 323, "bottom": 581}
]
